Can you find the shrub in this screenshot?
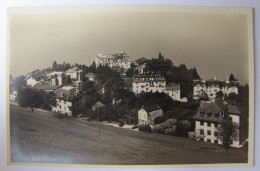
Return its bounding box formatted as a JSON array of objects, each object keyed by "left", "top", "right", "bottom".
[
  {"left": 152, "top": 124, "right": 165, "bottom": 134},
  {"left": 176, "top": 120, "right": 192, "bottom": 137},
  {"left": 119, "top": 121, "right": 125, "bottom": 127},
  {"left": 131, "top": 125, "right": 138, "bottom": 129},
  {"left": 152, "top": 118, "right": 178, "bottom": 135},
  {"left": 164, "top": 126, "right": 177, "bottom": 136},
  {"left": 138, "top": 124, "right": 151, "bottom": 132},
  {"left": 166, "top": 118, "right": 178, "bottom": 126},
  {"left": 154, "top": 116, "right": 165, "bottom": 125}
]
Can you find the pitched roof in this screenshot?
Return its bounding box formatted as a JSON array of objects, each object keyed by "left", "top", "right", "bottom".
[
  {"left": 56, "top": 86, "right": 76, "bottom": 101},
  {"left": 92, "top": 101, "right": 105, "bottom": 111},
  {"left": 215, "top": 98, "right": 227, "bottom": 111},
  {"left": 193, "top": 101, "right": 224, "bottom": 123},
  {"left": 149, "top": 109, "right": 164, "bottom": 120},
  {"left": 142, "top": 104, "right": 161, "bottom": 113},
  {"left": 227, "top": 105, "right": 241, "bottom": 115},
  {"left": 193, "top": 100, "right": 241, "bottom": 123},
  {"left": 33, "top": 84, "right": 60, "bottom": 91},
  {"left": 165, "top": 83, "right": 180, "bottom": 91}
]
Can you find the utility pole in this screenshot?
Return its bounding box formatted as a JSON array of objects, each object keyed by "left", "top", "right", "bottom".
[
  {"left": 98, "top": 105, "right": 100, "bottom": 135},
  {"left": 129, "top": 115, "right": 131, "bottom": 128}
]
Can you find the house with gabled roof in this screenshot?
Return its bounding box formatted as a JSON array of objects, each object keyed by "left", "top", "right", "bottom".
[
  {"left": 193, "top": 75, "right": 239, "bottom": 101},
  {"left": 51, "top": 86, "right": 87, "bottom": 116},
  {"left": 138, "top": 104, "right": 163, "bottom": 125},
  {"left": 193, "top": 98, "right": 242, "bottom": 148}
]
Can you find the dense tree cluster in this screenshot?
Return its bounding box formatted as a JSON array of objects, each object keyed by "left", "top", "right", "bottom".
[
  {"left": 16, "top": 88, "right": 56, "bottom": 112},
  {"left": 143, "top": 56, "right": 200, "bottom": 98}
]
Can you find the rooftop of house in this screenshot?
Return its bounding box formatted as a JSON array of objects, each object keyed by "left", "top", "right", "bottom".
[
  {"left": 227, "top": 104, "right": 241, "bottom": 115},
  {"left": 92, "top": 101, "right": 105, "bottom": 110},
  {"left": 96, "top": 52, "right": 130, "bottom": 60},
  {"left": 56, "top": 87, "right": 76, "bottom": 101},
  {"left": 193, "top": 101, "right": 225, "bottom": 123},
  {"left": 140, "top": 103, "right": 162, "bottom": 113},
  {"left": 47, "top": 71, "right": 64, "bottom": 77},
  {"left": 61, "top": 86, "right": 75, "bottom": 91},
  {"left": 193, "top": 99, "right": 241, "bottom": 123},
  {"left": 165, "top": 83, "right": 180, "bottom": 91},
  {"left": 33, "top": 84, "right": 61, "bottom": 91},
  {"left": 133, "top": 73, "right": 166, "bottom": 82},
  {"left": 66, "top": 67, "right": 83, "bottom": 73},
  {"left": 193, "top": 77, "right": 239, "bottom": 88}
]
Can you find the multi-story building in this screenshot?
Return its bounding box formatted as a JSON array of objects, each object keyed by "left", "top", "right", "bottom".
[
  {"left": 132, "top": 73, "right": 182, "bottom": 101},
  {"left": 133, "top": 73, "right": 166, "bottom": 94},
  {"left": 47, "top": 71, "right": 66, "bottom": 86},
  {"left": 134, "top": 58, "right": 147, "bottom": 74},
  {"left": 10, "top": 90, "right": 17, "bottom": 101},
  {"left": 51, "top": 86, "right": 86, "bottom": 116},
  {"left": 165, "top": 83, "right": 181, "bottom": 101},
  {"left": 193, "top": 99, "right": 242, "bottom": 148},
  {"left": 66, "top": 67, "right": 83, "bottom": 81},
  {"left": 95, "top": 52, "right": 131, "bottom": 72},
  {"left": 25, "top": 69, "right": 46, "bottom": 87},
  {"left": 193, "top": 75, "right": 239, "bottom": 101}
]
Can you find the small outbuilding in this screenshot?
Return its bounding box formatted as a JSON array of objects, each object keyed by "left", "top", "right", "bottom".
[{"left": 138, "top": 104, "right": 163, "bottom": 125}]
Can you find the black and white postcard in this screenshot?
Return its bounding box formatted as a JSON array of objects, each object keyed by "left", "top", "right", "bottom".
[{"left": 6, "top": 6, "right": 255, "bottom": 167}]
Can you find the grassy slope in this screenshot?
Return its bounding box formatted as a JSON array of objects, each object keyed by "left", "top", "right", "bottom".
[{"left": 9, "top": 104, "right": 248, "bottom": 165}]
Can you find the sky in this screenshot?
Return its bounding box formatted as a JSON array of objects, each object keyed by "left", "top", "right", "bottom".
[{"left": 10, "top": 11, "right": 249, "bottom": 84}]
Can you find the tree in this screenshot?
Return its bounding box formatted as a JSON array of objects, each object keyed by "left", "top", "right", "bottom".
[
  {"left": 217, "top": 116, "right": 239, "bottom": 152},
  {"left": 226, "top": 92, "right": 238, "bottom": 105},
  {"left": 176, "top": 120, "right": 192, "bottom": 137},
  {"left": 89, "top": 61, "right": 97, "bottom": 73},
  {"left": 41, "top": 91, "right": 56, "bottom": 110},
  {"left": 52, "top": 61, "right": 58, "bottom": 71},
  {"left": 229, "top": 73, "right": 236, "bottom": 81},
  {"left": 192, "top": 67, "right": 200, "bottom": 80},
  {"left": 145, "top": 58, "right": 173, "bottom": 75},
  {"left": 10, "top": 74, "right": 14, "bottom": 82},
  {"left": 17, "top": 88, "right": 44, "bottom": 112},
  {"left": 135, "top": 57, "right": 147, "bottom": 65},
  {"left": 126, "top": 62, "right": 136, "bottom": 77},
  {"left": 154, "top": 116, "right": 165, "bottom": 125},
  {"left": 14, "top": 75, "right": 26, "bottom": 90},
  {"left": 216, "top": 91, "right": 224, "bottom": 99},
  {"left": 158, "top": 52, "right": 164, "bottom": 60}
]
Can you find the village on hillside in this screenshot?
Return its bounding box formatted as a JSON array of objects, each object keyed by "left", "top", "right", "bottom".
[{"left": 9, "top": 51, "right": 249, "bottom": 150}]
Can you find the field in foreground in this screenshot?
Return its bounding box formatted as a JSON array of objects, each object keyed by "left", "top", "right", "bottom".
[{"left": 9, "top": 104, "right": 248, "bottom": 165}]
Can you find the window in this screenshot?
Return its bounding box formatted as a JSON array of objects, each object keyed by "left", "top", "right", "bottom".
[
  {"left": 214, "top": 140, "right": 218, "bottom": 144},
  {"left": 207, "top": 130, "right": 211, "bottom": 135},
  {"left": 207, "top": 122, "right": 211, "bottom": 127},
  {"left": 214, "top": 114, "right": 218, "bottom": 119},
  {"left": 200, "top": 121, "right": 204, "bottom": 126},
  {"left": 214, "top": 123, "right": 218, "bottom": 127},
  {"left": 200, "top": 129, "right": 204, "bottom": 135},
  {"left": 207, "top": 139, "right": 211, "bottom": 143}
]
